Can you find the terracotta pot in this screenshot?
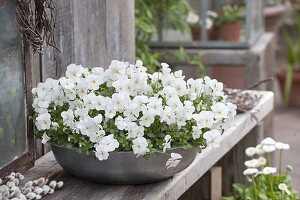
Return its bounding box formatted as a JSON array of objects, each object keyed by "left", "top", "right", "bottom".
[
  {"left": 277, "top": 69, "right": 300, "bottom": 106},
  {"left": 264, "top": 4, "right": 286, "bottom": 32},
  {"left": 218, "top": 22, "right": 241, "bottom": 41},
  {"left": 191, "top": 26, "right": 215, "bottom": 41}
]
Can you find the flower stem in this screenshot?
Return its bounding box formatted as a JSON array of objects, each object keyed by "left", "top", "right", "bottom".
[
  {"left": 269, "top": 174, "right": 275, "bottom": 199},
  {"left": 252, "top": 175, "right": 258, "bottom": 200},
  {"left": 267, "top": 152, "right": 271, "bottom": 167},
  {"left": 279, "top": 150, "right": 283, "bottom": 176}
]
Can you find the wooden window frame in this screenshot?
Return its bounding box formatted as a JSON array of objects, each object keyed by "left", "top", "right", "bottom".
[{"left": 0, "top": 36, "right": 36, "bottom": 177}]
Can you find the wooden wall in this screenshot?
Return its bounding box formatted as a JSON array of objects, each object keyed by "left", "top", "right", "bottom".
[{"left": 30, "top": 0, "right": 135, "bottom": 158}]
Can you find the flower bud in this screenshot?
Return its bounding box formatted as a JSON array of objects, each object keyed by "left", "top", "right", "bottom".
[
  {"left": 42, "top": 185, "right": 50, "bottom": 195},
  {"left": 22, "top": 187, "right": 32, "bottom": 195},
  {"left": 34, "top": 178, "right": 46, "bottom": 187},
  {"left": 49, "top": 180, "right": 57, "bottom": 189},
  {"left": 57, "top": 181, "right": 64, "bottom": 189},
  {"left": 34, "top": 187, "right": 44, "bottom": 195},
  {"left": 26, "top": 192, "right": 36, "bottom": 200},
  {"left": 286, "top": 165, "right": 293, "bottom": 172},
  {"left": 24, "top": 181, "right": 33, "bottom": 189},
  {"left": 48, "top": 188, "right": 54, "bottom": 194}
]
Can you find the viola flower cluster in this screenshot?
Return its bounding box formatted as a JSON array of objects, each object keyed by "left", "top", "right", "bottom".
[{"left": 32, "top": 60, "right": 236, "bottom": 166}]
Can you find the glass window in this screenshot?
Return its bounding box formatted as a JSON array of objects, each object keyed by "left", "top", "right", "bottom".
[{"left": 0, "top": 0, "right": 27, "bottom": 168}]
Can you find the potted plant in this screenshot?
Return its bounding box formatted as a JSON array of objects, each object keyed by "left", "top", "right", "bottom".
[
  {"left": 277, "top": 14, "right": 300, "bottom": 106},
  {"left": 223, "top": 137, "right": 299, "bottom": 200},
  {"left": 32, "top": 60, "right": 236, "bottom": 184},
  {"left": 186, "top": 10, "right": 218, "bottom": 41},
  {"left": 215, "top": 5, "right": 244, "bottom": 41}
]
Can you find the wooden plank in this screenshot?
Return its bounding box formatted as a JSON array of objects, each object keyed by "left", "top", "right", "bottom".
[
  {"left": 22, "top": 91, "right": 274, "bottom": 200},
  {"left": 210, "top": 167, "right": 222, "bottom": 200}
]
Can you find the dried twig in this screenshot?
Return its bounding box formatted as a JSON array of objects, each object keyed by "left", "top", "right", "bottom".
[
  {"left": 16, "top": 0, "right": 60, "bottom": 53},
  {"left": 225, "top": 78, "right": 273, "bottom": 114}
]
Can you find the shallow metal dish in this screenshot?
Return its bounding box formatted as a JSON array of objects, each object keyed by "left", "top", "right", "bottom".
[{"left": 51, "top": 143, "right": 197, "bottom": 184}]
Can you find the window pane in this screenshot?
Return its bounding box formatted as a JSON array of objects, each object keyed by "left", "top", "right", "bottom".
[{"left": 0, "top": 1, "right": 27, "bottom": 168}]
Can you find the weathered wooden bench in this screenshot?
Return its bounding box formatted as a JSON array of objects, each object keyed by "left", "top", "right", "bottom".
[{"left": 23, "top": 91, "right": 274, "bottom": 200}]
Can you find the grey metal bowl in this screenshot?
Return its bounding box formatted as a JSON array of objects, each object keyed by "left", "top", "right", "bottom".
[{"left": 51, "top": 144, "right": 197, "bottom": 184}]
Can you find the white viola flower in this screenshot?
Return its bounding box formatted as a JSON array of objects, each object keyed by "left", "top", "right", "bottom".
[
  {"left": 135, "top": 60, "right": 143, "bottom": 67},
  {"left": 59, "top": 77, "right": 75, "bottom": 90},
  {"left": 139, "top": 111, "right": 155, "bottom": 127},
  {"left": 192, "top": 111, "right": 214, "bottom": 129},
  {"left": 186, "top": 11, "right": 199, "bottom": 25},
  {"left": 275, "top": 142, "right": 290, "bottom": 150},
  {"left": 261, "top": 137, "right": 276, "bottom": 145},
  {"left": 65, "top": 64, "right": 84, "bottom": 81},
  {"left": 86, "top": 74, "right": 104, "bottom": 90},
  {"left": 161, "top": 63, "right": 171, "bottom": 74},
  {"left": 51, "top": 122, "right": 59, "bottom": 130},
  {"left": 163, "top": 86, "right": 178, "bottom": 100},
  {"left": 132, "top": 137, "right": 149, "bottom": 157},
  {"left": 147, "top": 97, "right": 163, "bottom": 116},
  {"left": 44, "top": 78, "right": 60, "bottom": 93},
  {"left": 133, "top": 95, "right": 148, "bottom": 109},
  {"left": 255, "top": 144, "right": 265, "bottom": 155},
  {"left": 175, "top": 111, "right": 187, "bottom": 127},
  {"left": 278, "top": 183, "right": 291, "bottom": 195},
  {"left": 94, "top": 95, "right": 107, "bottom": 111},
  {"left": 82, "top": 93, "right": 97, "bottom": 110},
  {"left": 93, "top": 115, "right": 103, "bottom": 125},
  {"left": 41, "top": 133, "right": 50, "bottom": 144},
  {"left": 161, "top": 106, "right": 176, "bottom": 125},
  {"left": 244, "top": 159, "right": 260, "bottom": 168},
  {"left": 64, "top": 89, "right": 76, "bottom": 101},
  {"left": 105, "top": 104, "right": 117, "bottom": 119},
  {"left": 203, "top": 129, "right": 221, "bottom": 148},
  {"left": 245, "top": 147, "right": 256, "bottom": 157},
  {"left": 35, "top": 113, "right": 51, "bottom": 131},
  {"left": 89, "top": 131, "right": 104, "bottom": 143},
  {"left": 37, "top": 96, "right": 50, "bottom": 109},
  {"left": 115, "top": 116, "right": 127, "bottom": 130},
  {"left": 163, "top": 135, "right": 172, "bottom": 153},
  {"left": 207, "top": 79, "right": 224, "bottom": 97},
  {"left": 211, "top": 102, "right": 230, "bottom": 119},
  {"left": 91, "top": 67, "right": 105, "bottom": 75},
  {"left": 76, "top": 117, "right": 99, "bottom": 136},
  {"left": 262, "top": 145, "right": 276, "bottom": 153},
  {"left": 124, "top": 102, "right": 140, "bottom": 119},
  {"left": 226, "top": 102, "right": 237, "bottom": 119},
  {"left": 126, "top": 122, "right": 144, "bottom": 139},
  {"left": 61, "top": 109, "right": 74, "bottom": 126},
  {"left": 95, "top": 147, "right": 109, "bottom": 161},
  {"left": 174, "top": 70, "right": 185, "bottom": 79},
  {"left": 166, "top": 153, "right": 182, "bottom": 168},
  {"left": 243, "top": 168, "right": 258, "bottom": 176},
  {"left": 167, "top": 96, "right": 183, "bottom": 112},
  {"left": 192, "top": 126, "right": 202, "bottom": 140},
  {"left": 262, "top": 167, "right": 277, "bottom": 175},
  {"left": 36, "top": 82, "right": 50, "bottom": 97},
  {"left": 111, "top": 93, "right": 130, "bottom": 111},
  {"left": 107, "top": 60, "right": 128, "bottom": 81},
  {"left": 96, "top": 134, "right": 119, "bottom": 152},
  {"left": 258, "top": 157, "right": 267, "bottom": 166},
  {"left": 184, "top": 101, "right": 195, "bottom": 120},
  {"left": 173, "top": 79, "right": 187, "bottom": 96}
]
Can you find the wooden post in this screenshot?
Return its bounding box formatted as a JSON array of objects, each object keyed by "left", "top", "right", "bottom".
[
  {"left": 41, "top": 0, "right": 135, "bottom": 79},
  {"left": 38, "top": 0, "right": 135, "bottom": 154},
  {"left": 210, "top": 167, "right": 222, "bottom": 200}
]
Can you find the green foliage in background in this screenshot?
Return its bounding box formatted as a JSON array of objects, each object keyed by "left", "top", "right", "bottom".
[
  {"left": 135, "top": 0, "right": 204, "bottom": 73},
  {"left": 215, "top": 5, "right": 244, "bottom": 25},
  {"left": 283, "top": 13, "right": 300, "bottom": 104}
]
